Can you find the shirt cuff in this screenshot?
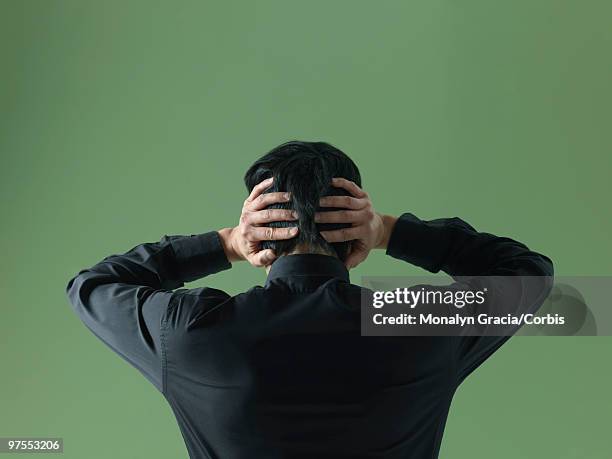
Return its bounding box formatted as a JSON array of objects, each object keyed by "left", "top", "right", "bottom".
[
  {"left": 169, "top": 231, "right": 232, "bottom": 283},
  {"left": 385, "top": 212, "right": 448, "bottom": 273}
]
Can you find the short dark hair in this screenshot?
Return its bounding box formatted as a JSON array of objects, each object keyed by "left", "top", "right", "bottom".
[{"left": 244, "top": 140, "right": 361, "bottom": 262}]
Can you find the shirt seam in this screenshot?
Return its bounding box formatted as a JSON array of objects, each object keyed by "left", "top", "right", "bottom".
[{"left": 160, "top": 309, "right": 169, "bottom": 395}]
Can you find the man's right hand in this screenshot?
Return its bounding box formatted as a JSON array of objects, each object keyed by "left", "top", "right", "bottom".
[{"left": 218, "top": 177, "right": 299, "bottom": 267}]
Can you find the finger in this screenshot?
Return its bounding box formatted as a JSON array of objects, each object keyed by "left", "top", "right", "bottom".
[
  {"left": 248, "top": 249, "right": 277, "bottom": 267},
  {"left": 249, "top": 209, "right": 298, "bottom": 225},
  {"left": 319, "top": 227, "right": 362, "bottom": 243},
  {"left": 246, "top": 177, "right": 274, "bottom": 203},
  {"left": 319, "top": 195, "right": 367, "bottom": 210},
  {"left": 248, "top": 192, "right": 292, "bottom": 211},
  {"left": 331, "top": 177, "right": 367, "bottom": 198},
  {"left": 315, "top": 210, "right": 365, "bottom": 224},
  {"left": 248, "top": 226, "right": 299, "bottom": 241}
]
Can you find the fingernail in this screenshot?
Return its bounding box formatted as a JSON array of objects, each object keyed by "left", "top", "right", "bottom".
[
  {"left": 292, "top": 211, "right": 298, "bottom": 218},
  {"left": 284, "top": 192, "right": 291, "bottom": 200}
]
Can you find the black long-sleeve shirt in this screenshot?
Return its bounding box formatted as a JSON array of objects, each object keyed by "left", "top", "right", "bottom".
[{"left": 66, "top": 213, "right": 553, "bottom": 459}]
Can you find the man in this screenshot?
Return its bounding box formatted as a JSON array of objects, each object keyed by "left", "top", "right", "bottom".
[{"left": 66, "top": 140, "right": 553, "bottom": 458}]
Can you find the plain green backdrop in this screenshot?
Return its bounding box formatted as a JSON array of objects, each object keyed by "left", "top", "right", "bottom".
[{"left": 1, "top": 1, "right": 610, "bottom": 458}]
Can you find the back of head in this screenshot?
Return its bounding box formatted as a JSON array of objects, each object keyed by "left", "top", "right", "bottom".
[{"left": 244, "top": 140, "right": 361, "bottom": 262}]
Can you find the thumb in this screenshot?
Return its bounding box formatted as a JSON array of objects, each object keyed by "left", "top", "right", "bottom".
[{"left": 251, "top": 249, "right": 277, "bottom": 267}]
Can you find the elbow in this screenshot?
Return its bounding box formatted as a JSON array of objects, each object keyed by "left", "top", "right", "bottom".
[
  {"left": 66, "top": 269, "right": 100, "bottom": 315},
  {"left": 540, "top": 255, "right": 555, "bottom": 304},
  {"left": 537, "top": 253, "right": 554, "bottom": 278},
  {"left": 522, "top": 254, "right": 555, "bottom": 315},
  {"left": 65, "top": 269, "right": 107, "bottom": 332},
  {"left": 534, "top": 253, "right": 554, "bottom": 298},
  {"left": 66, "top": 272, "right": 79, "bottom": 299},
  {"left": 66, "top": 270, "right": 87, "bottom": 312}
]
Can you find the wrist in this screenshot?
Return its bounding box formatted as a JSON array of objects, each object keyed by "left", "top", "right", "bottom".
[
  {"left": 375, "top": 214, "right": 398, "bottom": 250},
  {"left": 217, "top": 227, "right": 242, "bottom": 262}
]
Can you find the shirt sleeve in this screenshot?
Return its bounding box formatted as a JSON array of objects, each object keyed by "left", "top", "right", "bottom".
[
  {"left": 65, "top": 231, "right": 232, "bottom": 394},
  {"left": 385, "top": 212, "right": 554, "bottom": 385}
]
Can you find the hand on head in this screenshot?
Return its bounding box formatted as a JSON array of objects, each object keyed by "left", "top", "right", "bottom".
[
  {"left": 218, "top": 177, "right": 299, "bottom": 267},
  {"left": 219, "top": 176, "right": 395, "bottom": 270},
  {"left": 316, "top": 177, "right": 391, "bottom": 269}
]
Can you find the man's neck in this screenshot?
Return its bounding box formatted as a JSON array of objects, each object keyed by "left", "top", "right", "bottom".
[{"left": 265, "top": 243, "right": 338, "bottom": 274}]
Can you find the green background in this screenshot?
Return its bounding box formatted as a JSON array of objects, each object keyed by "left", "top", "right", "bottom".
[{"left": 1, "top": 1, "right": 610, "bottom": 458}]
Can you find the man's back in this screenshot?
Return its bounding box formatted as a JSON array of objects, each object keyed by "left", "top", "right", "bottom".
[
  {"left": 166, "top": 256, "right": 453, "bottom": 458},
  {"left": 67, "top": 212, "right": 553, "bottom": 458}
]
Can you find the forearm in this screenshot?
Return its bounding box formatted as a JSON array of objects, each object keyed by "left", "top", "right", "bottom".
[
  {"left": 383, "top": 212, "right": 553, "bottom": 277},
  {"left": 68, "top": 231, "right": 232, "bottom": 298}
]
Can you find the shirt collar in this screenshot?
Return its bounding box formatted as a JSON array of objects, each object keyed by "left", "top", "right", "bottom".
[{"left": 265, "top": 253, "right": 350, "bottom": 287}]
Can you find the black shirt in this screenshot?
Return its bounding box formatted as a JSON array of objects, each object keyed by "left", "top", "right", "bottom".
[{"left": 66, "top": 213, "right": 553, "bottom": 459}]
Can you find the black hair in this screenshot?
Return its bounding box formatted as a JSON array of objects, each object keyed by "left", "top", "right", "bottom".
[{"left": 243, "top": 140, "right": 361, "bottom": 262}]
